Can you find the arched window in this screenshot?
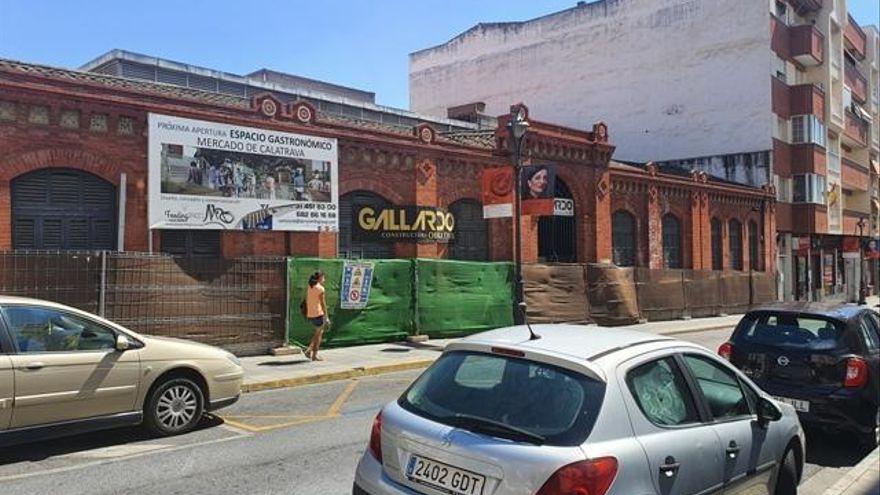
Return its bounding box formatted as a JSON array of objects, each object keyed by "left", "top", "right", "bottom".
[
  {"left": 729, "top": 219, "right": 743, "bottom": 270},
  {"left": 538, "top": 178, "right": 577, "bottom": 262},
  {"left": 612, "top": 210, "right": 636, "bottom": 267},
  {"left": 339, "top": 191, "right": 394, "bottom": 259},
  {"left": 12, "top": 168, "right": 117, "bottom": 250},
  {"left": 711, "top": 218, "right": 723, "bottom": 270},
  {"left": 748, "top": 220, "right": 760, "bottom": 271},
  {"left": 662, "top": 213, "right": 682, "bottom": 269},
  {"left": 448, "top": 199, "right": 488, "bottom": 261}
]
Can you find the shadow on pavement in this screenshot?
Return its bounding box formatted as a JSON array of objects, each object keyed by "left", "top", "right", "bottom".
[
  {"left": 804, "top": 426, "right": 873, "bottom": 468},
  {"left": 257, "top": 359, "right": 311, "bottom": 367},
  {"left": 0, "top": 415, "right": 223, "bottom": 465}
]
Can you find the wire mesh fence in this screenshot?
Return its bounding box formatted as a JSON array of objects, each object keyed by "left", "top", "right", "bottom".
[{"left": 0, "top": 251, "right": 287, "bottom": 355}]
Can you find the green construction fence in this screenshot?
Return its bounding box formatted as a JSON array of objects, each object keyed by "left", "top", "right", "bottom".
[{"left": 287, "top": 258, "right": 513, "bottom": 348}]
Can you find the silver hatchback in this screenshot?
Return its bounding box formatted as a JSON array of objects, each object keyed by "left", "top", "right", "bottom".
[{"left": 353, "top": 325, "right": 805, "bottom": 495}]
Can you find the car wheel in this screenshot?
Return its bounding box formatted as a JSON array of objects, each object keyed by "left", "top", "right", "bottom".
[
  {"left": 144, "top": 377, "right": 205, "bottom": 436},
  {"left": 774, "top": 448, "right": 798, "bottom": 495}
]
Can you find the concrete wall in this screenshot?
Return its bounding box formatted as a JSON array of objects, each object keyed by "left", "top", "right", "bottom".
[{"left": 410, "top": 0, "right": 774, "bottom": 163}]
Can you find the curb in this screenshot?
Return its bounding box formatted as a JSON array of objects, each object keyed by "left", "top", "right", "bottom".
[
  {"left": 242, "top": 358, "right": 436, "bottom": 393},
  {"left": 240, "top": 321, "right": 740, "bottom": 393},
  {"left": 822, "top": 447, "right": 880, "bottom": 495}
]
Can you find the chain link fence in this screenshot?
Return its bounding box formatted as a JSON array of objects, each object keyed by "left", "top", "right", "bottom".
[{"left": 0, "top": 251, "right": 286, "bottom": 355}]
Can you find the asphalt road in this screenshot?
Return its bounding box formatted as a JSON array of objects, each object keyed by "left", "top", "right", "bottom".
[{"left": 0, "top": 327, "right": 872, "bottom": 495}]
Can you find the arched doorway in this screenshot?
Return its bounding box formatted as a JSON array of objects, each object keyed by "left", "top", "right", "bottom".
[
  {"left": 339, "top": 190, "right": 394, "bottom": 259},
  {"left": 538, "top": 178, "right": 576, "bottom": 262},
  {"left": 448, "top": 199, "right": 488, "bottom": 261},
  {"left": 12, "top": 168, "right": 117, "bottom": 250}
]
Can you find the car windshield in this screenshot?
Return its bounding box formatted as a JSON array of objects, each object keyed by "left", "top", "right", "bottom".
[
  {"left": 734, "top": 312, "right": 850, "bottom": 350},
  {"left": 398, "top": 351, "right": 605, "bottom": 447}
]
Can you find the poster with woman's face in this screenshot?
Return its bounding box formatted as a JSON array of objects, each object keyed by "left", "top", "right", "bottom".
[{"left": 521, "top": 165, "right": 554, "bottom": 199}]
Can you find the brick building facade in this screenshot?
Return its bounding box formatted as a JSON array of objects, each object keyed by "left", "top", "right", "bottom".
[{"left": 0, "top": 57, "right": 774, "bottom": 271}]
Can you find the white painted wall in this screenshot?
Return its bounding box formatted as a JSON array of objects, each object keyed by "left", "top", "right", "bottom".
[{"left": 410, "top": 0, "right": 774, "bottom": 163}]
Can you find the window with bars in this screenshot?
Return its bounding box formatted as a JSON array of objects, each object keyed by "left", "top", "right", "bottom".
[
  {"left": 612, "top": 210, "right": 636, "bottom": 267},
  {"left": 729, "top": 219, "right": 743, "bottom": 270},
  {"left": 662, "top": 213, "right": 682, "bottom": 269},
  {"left": 748, "top": 221, "right": 760, "bottom": 270},
  {"left": 790, "top": 115, "right": 826, "bottom": 147},
  {"left": 159, "top": 230, "right": 221, "bottom": 257}
]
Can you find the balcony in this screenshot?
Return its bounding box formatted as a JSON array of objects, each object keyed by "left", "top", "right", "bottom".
[
  {"left": 841, "top": 157, "right": 869, "bottom": 191},
  {"left": 792, "top": 204, "right": 828, "bottom": 234},
  {"left": 844, "top": 14, "right": 867, "bottom": 60},
  {"left": 771, "top": 18, "right": 825, "bottom": 66},
  {"left": 844, "top": 60, "right": 868, "bottom": 103},
  {"left": 788, "top": 0, "right": 823, "bottom": 15},
  {"left": 791, "top": 144, "right": 827, "bottom": 175},
  {"left": 772, "top": 78, "right": 825, "bottom": 120},
  {"left": 790, "top": 24, "right": 824, "bottom": 66},
  {"left": 844, "top": 110, "right": 869, "bottom": 147}
]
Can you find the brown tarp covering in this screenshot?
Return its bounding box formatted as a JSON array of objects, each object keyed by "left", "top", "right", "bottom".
[
  {"left": 635, "top": 268, "right": 687, "bottom": 321},
  {"left": 721, "top": 271, "right": 751, "bottom": 314},
  {"left": 522, "top": 263, "right": 590, "bottom": 324},
  {"left": 683, "top": 271, "right": 723, "bottom": 318},
  {"left": 586, "top": 264, "right": 640, "bottom": 325},
  {"left": 750, "top": 271, "right": 778, "bottom": 306}
]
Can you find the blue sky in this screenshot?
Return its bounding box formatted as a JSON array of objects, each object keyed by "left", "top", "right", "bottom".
[{"left": 1, "top": 0, "right": 877, "bottom": 109}]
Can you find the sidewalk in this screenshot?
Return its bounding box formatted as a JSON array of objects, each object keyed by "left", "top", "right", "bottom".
[
  {"left": 239, "top": 313, "right": 744, "bottom": 392},
  {"left": 821, "top": 448, "right": 880, "bottom": 495}
]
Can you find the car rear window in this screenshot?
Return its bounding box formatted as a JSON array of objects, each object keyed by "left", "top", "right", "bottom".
[
  {"left": 733, "top": 312, "right": 852, "bottom": 350},
  {"left": 398, "top": 351, "right": 605, "bottom": 447}
]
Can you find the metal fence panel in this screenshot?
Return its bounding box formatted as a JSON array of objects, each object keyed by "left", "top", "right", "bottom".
[{"left": 0, "top": 251, "right": 101, "bottom": 313}]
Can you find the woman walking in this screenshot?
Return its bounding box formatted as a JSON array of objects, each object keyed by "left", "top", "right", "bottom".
[{"left": 304, "top": 271, "right": 330, "bottom": 361}]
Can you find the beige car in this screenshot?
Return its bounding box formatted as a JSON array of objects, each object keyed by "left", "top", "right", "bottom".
[{"left": 0, "top": 296, "right": 243, "bottom": 446}]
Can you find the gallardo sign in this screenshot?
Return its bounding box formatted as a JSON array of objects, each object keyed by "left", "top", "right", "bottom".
[{"left": 354, "top": 206, "right": 455, "bottom": 242}]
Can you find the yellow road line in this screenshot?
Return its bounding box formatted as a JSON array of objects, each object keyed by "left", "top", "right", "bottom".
[{"left": 327, "top": 380, "right": 359, "bottom": 417}]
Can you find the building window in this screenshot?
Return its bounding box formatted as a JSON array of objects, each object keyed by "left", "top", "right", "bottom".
[
  {"left": 89, "top": 114, "right": 108, "bottom": 133},
  {"left": 775, "top": 1, "right": 788, "bottom": 24},
  {"left": 793, "top": 174, "right": 826, "bottom": 204},
  {"left": 448, "top": 199, "right": 488, "bottom": 261},
  {"left": 160, "top": 230, "right": 220, "bottom": 257},
  {"left": 59, "top": 109, "right": 80, "bottom": 129},
  {"left": 774, "top": 175, "right": 793, "bottom": 202},
  {"left": 729, "top": 219, "right": 743, "bottom": 270},
  {"left": 773, "top": 57, "right": 788, "bottom": 83},
  {"left": 749, "top": 220, "right": 760, "bottom": 270},
  {"left": 790, "top": 115, "right": 826, "bottom": 147},
  {"left": 612, "top": 210, "right": 636, "bottom": 267},
  {"left": 538, "top": 179, "right": 577, "bottom": 263},
  {"left": 28, "top": 105, "right": 49, "bottom": 125},
  {"left": 118, "top": 116, "right": 135, "bottom": 135},
  {"left": 711, "top": 218, "right": 723, "bottom": 270},
  {"left": 662, "top": 213, "right": 682, "bottom": 269},
  {"left": 0, "top": 100, "right": 15, "bottom": 121}
]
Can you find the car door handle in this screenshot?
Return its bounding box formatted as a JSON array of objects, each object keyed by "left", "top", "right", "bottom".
[
  {"left": 24, "top": 362, "right": 45, "bottom": 370},
  {"left": 659, "top": 456, "right": 681, "bottom": 478},
  {"left": 726, "top": 441, "right": 741, "bottom": 459}
]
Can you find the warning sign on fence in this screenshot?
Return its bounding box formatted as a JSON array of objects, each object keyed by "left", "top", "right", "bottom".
[{"left": 340, "top": 261, "right": 374, "bottom": 310}]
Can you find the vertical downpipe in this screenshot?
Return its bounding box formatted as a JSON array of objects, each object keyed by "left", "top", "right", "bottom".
[{"left": 99, "top": 250, "right": 107, "bottom": 317}]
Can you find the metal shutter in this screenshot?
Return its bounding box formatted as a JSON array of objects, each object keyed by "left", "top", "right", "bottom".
[{"left": 448, "top": 199, "right": 488, "bottom": 261}]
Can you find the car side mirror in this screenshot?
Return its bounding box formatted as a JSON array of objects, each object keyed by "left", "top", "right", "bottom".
[
  {"left": 757, "top": 397, "right": 782, "bottom": 427},
  {"left": 115, "top": 334, "right": 131, "bottom": 352}
]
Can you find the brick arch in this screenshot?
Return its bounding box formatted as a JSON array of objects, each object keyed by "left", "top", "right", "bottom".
[
  {"left": 339, "top": 177, "right": 408, "bottom": 206},
  {"left": 0, "top": 148, "right": 118, "bottom": 184},
  {"left": 0, "top": 149, "right": 119, "bottom": 250}
]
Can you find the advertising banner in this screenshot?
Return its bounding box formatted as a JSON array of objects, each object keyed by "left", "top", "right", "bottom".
[
  {"left": 340, "top": 261, "right": 374, "bottom": 310},
  {"left": 865, "top": 238, "right": 880, "bottom": 260},
  {"left": 353, "top": 205, "right": 455, "bottom": 242},
  {"left": 148, "top": 113, "right": 338, "bottom": 231},
  {"left": 481, "top": 167, "right": 513, "bottom": 219}
]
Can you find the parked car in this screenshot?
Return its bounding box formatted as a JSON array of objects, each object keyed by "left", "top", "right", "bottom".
[
  {"left": 0, "top": 296, "right": 243, "bottom": 446},
  {"left": 354, "top": 324, "right": 805, "bottom": 495},
  {"left": 718, "top": 303, "right": 880, "bottom": 448}
]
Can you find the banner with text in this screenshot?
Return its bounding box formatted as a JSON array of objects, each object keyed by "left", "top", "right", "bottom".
[
  {"left": 353, "top": 205, "right": 455, "bottom": 242},
  {"left": 148, "top": 113, "right": 338, "bottom": 231}
]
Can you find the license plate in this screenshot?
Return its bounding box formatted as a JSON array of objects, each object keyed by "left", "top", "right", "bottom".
[
  {"left": 405, "top": 454, "right": 486, "bottom": 495},
  {"left": 774, "top": 396, "right": 810, "bottom": 412}
]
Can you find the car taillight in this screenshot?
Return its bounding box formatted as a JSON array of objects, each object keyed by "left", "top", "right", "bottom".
[
  {"left": 718, "top": 342, "right": 733, "bottom": 361},
  {"left": 844, "top": 358, "right": 868, "bottom": 389},
  {"left": 368, "top": 411, "right": 382, "bottom": 461},
  {"left": 536, "top": 457, "right": 618, "bottom": 495}
]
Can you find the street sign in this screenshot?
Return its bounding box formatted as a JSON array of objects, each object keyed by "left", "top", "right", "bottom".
[{"left": 340, "top": 261, "right": 374, "bottom": 310}]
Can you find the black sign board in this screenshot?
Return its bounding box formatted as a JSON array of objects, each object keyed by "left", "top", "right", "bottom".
[{"left": 353, "top": 205, "right": 455, "bottom": 243}]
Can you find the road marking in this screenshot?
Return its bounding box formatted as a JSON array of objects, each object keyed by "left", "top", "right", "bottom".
[{"left": 327, "top": 380, "right": 359, "bottom": 417}]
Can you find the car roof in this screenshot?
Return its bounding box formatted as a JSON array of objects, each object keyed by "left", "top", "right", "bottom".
[
  {"left": 747, "top": 302, "right": 870, "bottom": 321},
  {"left": 457, "top": 324, "right": 675, "bottom": 361},
  {"left": 0, "top": 295, "right": 73, "bottom": 308}
]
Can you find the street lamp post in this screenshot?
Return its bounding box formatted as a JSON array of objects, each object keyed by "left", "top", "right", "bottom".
[
  {"left": 508, "top": 106, "right": 530, "bottom": 324},
  {"left": 857, "top": 217, "right": 867, "bottom": 305}
]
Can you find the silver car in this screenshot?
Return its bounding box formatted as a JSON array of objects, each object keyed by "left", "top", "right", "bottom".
[{"left": 354, "top": 325, "right": 805, "bottom": 495}]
